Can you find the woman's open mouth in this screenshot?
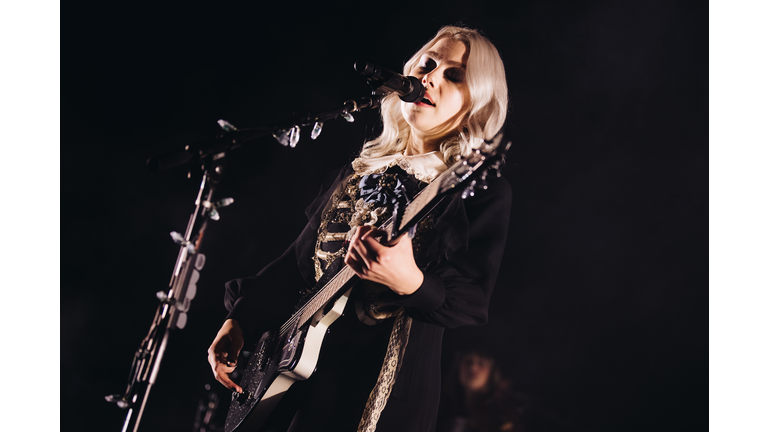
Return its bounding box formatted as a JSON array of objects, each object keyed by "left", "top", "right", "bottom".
[{"left": 417, "top": 96, "right": 435, "bottom": 107}]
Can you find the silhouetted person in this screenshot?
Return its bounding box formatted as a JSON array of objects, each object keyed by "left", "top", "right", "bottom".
[{"left": 438, "top": 350, "right": 532, "bottom": 432}]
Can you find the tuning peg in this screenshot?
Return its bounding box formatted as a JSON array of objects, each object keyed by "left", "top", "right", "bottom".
[
  {"left": 477, "top": 170, "right": 489, "bottom": 191},
  {"left": 453, "top": 159, "right": 470, "bottom": 179},
  {"left": 461, "top": 179, "right": 477, "bottom": 199},
  {"left": 489, "top": 160, "right": 503, "bottom": 177}
]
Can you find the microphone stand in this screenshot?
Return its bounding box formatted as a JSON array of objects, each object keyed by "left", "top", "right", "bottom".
[{"left": 106, "top": 93, "right": 381, "bottom": 432}]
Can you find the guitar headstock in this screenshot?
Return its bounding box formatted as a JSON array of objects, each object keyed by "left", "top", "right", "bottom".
[
  {"left": 388, "top": 129, "right": 511, "bottom": 239},
  {"left": 437, "top": 130, "right": 512, "bottom": 198}
]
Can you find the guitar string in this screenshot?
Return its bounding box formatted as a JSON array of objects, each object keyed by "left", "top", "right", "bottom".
[
  {"left": 274, "top": 154, "right": 480, "bottom": 338},
  {"left": 277, "top": 220, "right": 391, "bottom": 338},
  {"left": 282, "top": 166, "right": 454, "bottom": 335},
  {"left": 277, "top": 180, "right": 440, "bottom": 337},
  {"left": 275, "top": 151, "right": 479, "bottom": 337}
]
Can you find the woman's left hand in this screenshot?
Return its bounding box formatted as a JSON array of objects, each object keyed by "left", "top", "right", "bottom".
[{"left": 344, "top": 225, "right": 424, "bottom": 295}]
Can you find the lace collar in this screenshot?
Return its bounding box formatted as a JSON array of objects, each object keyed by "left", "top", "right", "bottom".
[{"left": 351, "top": 151, "right": 448, "bottom": 183}]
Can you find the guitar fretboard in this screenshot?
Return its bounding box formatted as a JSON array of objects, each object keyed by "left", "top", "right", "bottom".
[
  {"left": 278, "top": 171, "right": 452, "bottom": 337},
  {"left": 400, "top": 178, "right": 445, "bottom": 231},
  {"left": 295, "top": 266, "right": 356, "bottom": 330}
]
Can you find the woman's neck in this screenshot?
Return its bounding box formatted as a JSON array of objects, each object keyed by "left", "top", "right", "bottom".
[{"left": 404, "top": 132, "right": 440, "bottom": 156}]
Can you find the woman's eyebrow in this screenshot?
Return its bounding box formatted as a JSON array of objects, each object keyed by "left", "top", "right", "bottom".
[{"left": 425, "top": 50, "right": 466, "bottom": 68}]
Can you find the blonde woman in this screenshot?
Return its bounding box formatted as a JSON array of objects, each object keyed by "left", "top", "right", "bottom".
[{"left": 209, "top": 25, "right": 512, "bottom": 432}]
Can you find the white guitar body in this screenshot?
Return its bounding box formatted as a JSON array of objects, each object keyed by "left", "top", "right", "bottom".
[
  {"left": 283, "top": 287, "right": 351, "bottom": 380},
  {"left": 227, "top": 289, "right": 352, "bottom": 432}
]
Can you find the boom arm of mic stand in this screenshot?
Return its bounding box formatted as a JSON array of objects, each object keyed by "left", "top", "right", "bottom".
[{"left": 146, "top": 95, "right": 381, "bottom": 172}]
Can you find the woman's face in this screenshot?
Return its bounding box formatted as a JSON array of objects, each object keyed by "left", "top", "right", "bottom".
[
  {"left": 401, "top": 37, "right": 469, "bottom": 140},
  {"left": 459, "top": 353, "right": 493, "bottom": 392}
]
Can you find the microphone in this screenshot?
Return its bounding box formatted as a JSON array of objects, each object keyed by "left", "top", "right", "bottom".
[{"left": 354, "top": 60, "right": 425, "bottom": 103}]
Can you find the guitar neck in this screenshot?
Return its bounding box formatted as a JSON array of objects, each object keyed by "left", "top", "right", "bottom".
[
  {"left": 293, "top": 266, "right": 356, "bottom": 331},
  {"left": 279, "top": 174, "right": 448, "bottom": 336},
  {"left": 276, "top": 134, "right": 508, "bottom": 337}
]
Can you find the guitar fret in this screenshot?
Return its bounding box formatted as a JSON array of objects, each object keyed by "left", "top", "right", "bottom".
[
  {"left": 401, "top": 183, "right": 438, "bottom": 231},
  {"left": 238, "top": 138, "right": 508, "bottom": 432},
  {"left": 292, "top": 266, "right": 355, "bottom": 330},
  {"left": 283, "top": 172, "right": 454, "bottom": 337},
  {"left": 279, "top": 151, "right": 489, "bottom": 337}
]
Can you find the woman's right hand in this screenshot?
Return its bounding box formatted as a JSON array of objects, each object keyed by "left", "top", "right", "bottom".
[{"left": 207, "top": 319, "right": 244, "bottom": 393}]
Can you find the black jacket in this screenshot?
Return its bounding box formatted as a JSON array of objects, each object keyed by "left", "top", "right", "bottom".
[{"left": 224, "top": 163, "right": 512, "bottom": 432}]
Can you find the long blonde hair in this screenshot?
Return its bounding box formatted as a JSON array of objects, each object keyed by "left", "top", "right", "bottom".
[{"left": 357, "top": 26, "right": 508, "bottom": 167}]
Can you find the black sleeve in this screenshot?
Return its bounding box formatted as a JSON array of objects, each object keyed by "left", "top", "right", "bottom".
[
  {"left": 223, "top": 241, "right": 308, "bottom": 341},
  {"left": 222, "top": 166, "right": 351, "bottom": 340},
  {"left": 392, "top": 176, "right": 512, "bottom": 328}
]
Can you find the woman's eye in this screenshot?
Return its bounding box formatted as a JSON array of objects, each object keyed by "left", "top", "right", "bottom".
[
  {"left": 418, "top": 58, "right": 436, "bottom": 73},
  {"left": 444, "top": 68, "right": 466, "bottom": 83}
]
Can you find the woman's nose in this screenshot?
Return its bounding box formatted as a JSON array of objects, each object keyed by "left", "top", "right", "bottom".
[{"left": 422, "top": 73, "right": 435, "bottom": 88}]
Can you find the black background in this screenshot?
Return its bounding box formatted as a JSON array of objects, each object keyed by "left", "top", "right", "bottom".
[{"left": 61, "top": 1, "right": 707, "bottom": 431}]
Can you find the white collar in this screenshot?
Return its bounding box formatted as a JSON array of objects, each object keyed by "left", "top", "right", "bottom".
[{"left": 351, "top": 151, "right": 448, "bottom": 183}]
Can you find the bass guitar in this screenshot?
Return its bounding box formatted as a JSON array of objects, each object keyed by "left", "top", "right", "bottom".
[{"left": 224, "top": 131, "right": 510, "bottom": 432}]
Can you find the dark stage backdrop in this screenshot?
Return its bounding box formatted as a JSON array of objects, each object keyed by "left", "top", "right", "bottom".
[{"left": 61, "top": 1, "right": 707, "bottom": 431}]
